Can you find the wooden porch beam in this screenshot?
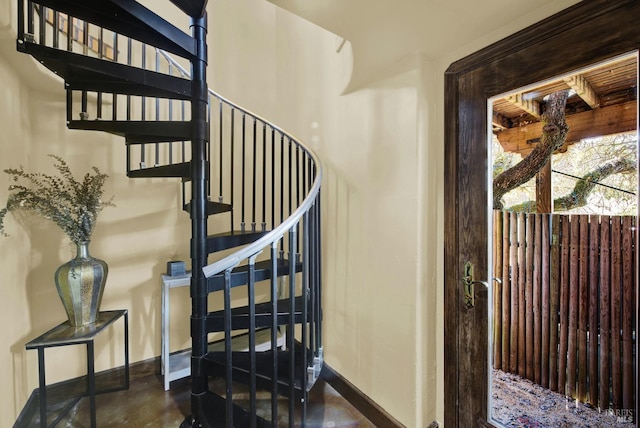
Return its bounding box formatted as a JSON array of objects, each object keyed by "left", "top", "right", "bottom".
[
  {"left": 492, "top": 111, "right": 510, "bottom": 130},
  {"left": 506, "top": 93, "right": 541, "bottom": 118},
  {"left": 563, "top": 74, "right": 600, "bottom": 109},
  {"left": 495, "top": 100, "right": 636, "bottom": 155}
]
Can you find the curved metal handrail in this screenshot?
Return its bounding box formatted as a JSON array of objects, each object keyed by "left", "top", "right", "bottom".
[{"left": 157, "top": 49, "right": 322, "bottom": 278}]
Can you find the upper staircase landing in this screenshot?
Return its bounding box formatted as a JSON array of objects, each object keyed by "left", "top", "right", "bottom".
[
  {"left": 19, "top": 0, "right": 197, "bottom": 60},
  {"left": 169, "top": 0, "right": 208, "bottom": 18}
]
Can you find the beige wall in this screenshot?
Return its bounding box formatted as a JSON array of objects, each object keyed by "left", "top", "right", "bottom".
[{"left": 0, "top": 0, "right": 580, "bottom": 426}]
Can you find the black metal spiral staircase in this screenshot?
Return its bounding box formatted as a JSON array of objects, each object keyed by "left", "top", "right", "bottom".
[{"left": 16, "top": 1, "right": 323, "bottom": 427}]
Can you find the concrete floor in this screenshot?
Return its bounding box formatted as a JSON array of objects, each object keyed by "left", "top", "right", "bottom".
[{"left": 17, "top": 361, "right": 375, "bottom": 427}]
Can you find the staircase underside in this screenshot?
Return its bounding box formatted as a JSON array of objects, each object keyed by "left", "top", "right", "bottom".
[
  {"left": 19, "top": 42, "right": 191, "bottom": 100},
  {"left": 30, "top": 0, "right": 197, "bottom": 60}
]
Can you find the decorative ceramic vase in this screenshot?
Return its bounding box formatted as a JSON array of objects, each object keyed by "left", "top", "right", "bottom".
[{"left": 54, "top": 241, "right": 108, "bottom": 327}]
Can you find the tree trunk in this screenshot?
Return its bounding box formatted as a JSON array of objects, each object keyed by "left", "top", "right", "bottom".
[{"left": 493, "top": 90, "right": 570, "bottom": 209}]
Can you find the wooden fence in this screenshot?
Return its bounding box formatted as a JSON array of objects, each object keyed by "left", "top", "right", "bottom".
[{"left": 492, "top": 211, "right": 636, "bottom": 411}]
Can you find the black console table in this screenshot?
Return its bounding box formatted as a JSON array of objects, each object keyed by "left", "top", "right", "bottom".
[{"left": 25, "top": 310, "right": 129, "bottom": 428}]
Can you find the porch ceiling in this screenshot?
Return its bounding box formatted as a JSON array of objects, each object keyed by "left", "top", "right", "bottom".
[{"left": 493, "top": 55, "right": 638, "bottom": 156}]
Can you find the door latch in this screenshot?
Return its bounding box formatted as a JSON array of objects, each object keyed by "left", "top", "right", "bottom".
[{"left": 462, "top": 261, "right": 488, "bottom": 309}]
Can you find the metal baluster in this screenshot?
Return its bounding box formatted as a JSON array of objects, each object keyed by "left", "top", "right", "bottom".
[
  {"left": 66, "top": 14, "right": 72, "bottom": 52},
  {"left": 154, "top": 50, "right": 160, "bottom": 167},
  {"left": 219, "top": 100, "right": 224, "bottom": 202},
  {"left": 280, "top": 134, "right": 285, "bottom": 225},
  {"left": 206, "top": 93, "right": 211, "bottom": 200},
  {"left": 24, "top": 1, "right": 32, "bottom": 40},
  {"left": 296, "top": 145, "right": 301, "bottom": 255},
  {"left": 181, "top": 100, "right": 186, "bottom": 161},
  {"left": 140, "top": 44, "right": 147, "bottom": 168},
  {"left": 223, "top": 269, "right": 234, "bottom": 428},
  {"left": 241, "top": 113, "right": 246, "bottom": 231},
  {"left": 262, "top": 124, "right": 267, "bottom": 231},
  {"left": 52, "top": 10, "right": 59, "bottom": 48},
  {"left": 168, "top": 61, "right": 174, "bottom": 164},
  {"left": 181, "top": 98, "right": 186, "bottom": 209},
  {"left": 309, "top": 199, "right": 316, "bottom": 358},
  {"left": 248, "top": 255, "right": 258, "bottom": 428},
  {"left": 99, "top": 26, "right": 105, "bottom": 58},
  {"left": 301, "top": 211, "right": 310, "bottom": 427},
  {"left": 270, "top": 242, "right": 279, "bottom": 425},
  {"left": 155, "top": 49, "right": 160, "bottom": 121},
  {"left": 287, "top": 226, "right": 297, "bottom": 427},
  {"left": 97, "top": 92, "right": 103, "bottom": 120},
  {"left": 82, "top": 19, "right": 88, "bottom": 55},
  {"left": 80, "top": 90, "right": 88, "bottom": 120},
  {"left": 39, "top": 6, "right": 46, "bottom": 46},
  {"left": 288, "top": 138, "right": 293, "bottom": 217},
  {"left": 112, "top": 34, "right": 118, "bottom": 120},
  {"left": 17, "top": 0, "right": 24, "bottom": 43},
  {"left": 126, "top": 138, "right": 132, "bottom": 176},
  {"left": 66, "top": 89, "right": 73, "bottom": 124},
  {"left": 271, "top": 129, "right": 276, "bottom": 231},
  {"left": 230, "top": 108, "right": 235, "bottom": 231},
  {"left": 126, "top": 38, "right": 132, "bottom": 121},
  {"left": 317, "top": 194, "right": 323, "bottom": 352},
  {"left": 252, "top": 117, "right": 257, "bottom": 232},
  {"left": 96, "top": 25, "right": 103, "bottom": 120}
]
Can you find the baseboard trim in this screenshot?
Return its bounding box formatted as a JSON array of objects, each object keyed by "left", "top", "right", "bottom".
[{"left": 320, "top": 363, "right": 406, "bottom": 428}]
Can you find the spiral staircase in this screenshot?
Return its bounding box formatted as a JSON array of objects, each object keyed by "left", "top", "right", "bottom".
[{"left": 15, "top": 1, "right": 323, "bottom": 426}]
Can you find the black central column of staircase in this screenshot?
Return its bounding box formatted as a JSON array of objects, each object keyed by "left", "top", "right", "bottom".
[{"left": 187, "top": 10, "right": 211, "bottom": 428}]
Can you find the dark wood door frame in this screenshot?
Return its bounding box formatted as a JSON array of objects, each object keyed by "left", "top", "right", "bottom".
[{"left": 444, "top": 0, "right": 640, "bottom": 426}]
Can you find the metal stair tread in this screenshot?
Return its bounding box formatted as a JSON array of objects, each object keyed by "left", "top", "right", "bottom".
[
  {"left": 30, "top": 0, "right": 196, "bottom": 60},
  {"left": 19, "top": 43, "right": 191, "bottom": 100},
  {"left": 128, "top": 162, "right": 191, "bottom": 179},
  {"left": 183, "top": 200, "right": 233, "bottom": 216},
  {"left": 206, "top": 229, "right": 269, "bottom": 253},
  {"left": 201, "top": 342, "right": 314, "bottom": 399},
  {"left": 68, "top": 120, "right": 191, "bottom": 141},
  {"left": 205, "top": 296, "right": 310, "bottom": 332},
  {"left": 206, "top": 258, "right": 303, "bottom": 294}
]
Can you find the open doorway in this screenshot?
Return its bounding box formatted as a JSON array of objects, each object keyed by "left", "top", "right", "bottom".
[
  {"left": 443, "top": 1, "right": 640, "bottom": 426},
  {"left": 488, "top": 53, "right": 638, "bottom": 427}
]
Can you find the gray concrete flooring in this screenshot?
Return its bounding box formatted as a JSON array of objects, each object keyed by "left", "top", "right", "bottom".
[{"left": 18, "top": 362, "right": 375, "bottom": 427}]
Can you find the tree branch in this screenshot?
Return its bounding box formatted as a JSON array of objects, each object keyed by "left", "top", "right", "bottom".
[{"left": 506, "top": 158, "right": 636, "bottom": 212}]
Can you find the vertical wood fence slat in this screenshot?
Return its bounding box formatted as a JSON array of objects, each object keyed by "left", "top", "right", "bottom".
[
  {"left": 533, "top": 213, "right": 542, "bottom": 385},
  {"left": 588, "top": 215, "right": 599, "bottom": 406},
  {"left": 549, "top": 214, "right": 561, "bottom": 392},
  {"left": 621, "top": 216, "right": 634, "bottom": 410},
  {"left": 610, "top": 217, "right": 622, "bottom": 409},
  {"left": 599, "top": 215, "right": 611, "bottom": 411},
  {"left": 492, "top": 212, "right": 635, "bottom": 412},
  {"left": 577, "top": 215, "right": 589, "bottom": 402},
  {"left": 567, "top": 215, "right": 579, "bottom": 398},
  {"left": 493, "top": 210, "right": 503, "bottom": 370},
  {"left": 541, "top": 214, "right": 550, "bottom": 389},
  {"left": 502, "top": 211, "right": 511, "bottom": 371},
  {"left": 558, "top": 215, "right": 570, "bottom": 395},
  {"left": 525, "top": 214, "right": 534, "bottom": 380},
  {"left": 510, "top": 211, "right": 519, "bottom": 373},
  {"left": 518, "top": 213, "right": 527, "bottom": 378}
]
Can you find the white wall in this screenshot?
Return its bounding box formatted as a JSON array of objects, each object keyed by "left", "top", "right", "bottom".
[
  {"left": 208, "top": 3, "right": 430, "bottom": 424},
  {"left": 0, "top": 46, "right": 33, "bottom": 428}
]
